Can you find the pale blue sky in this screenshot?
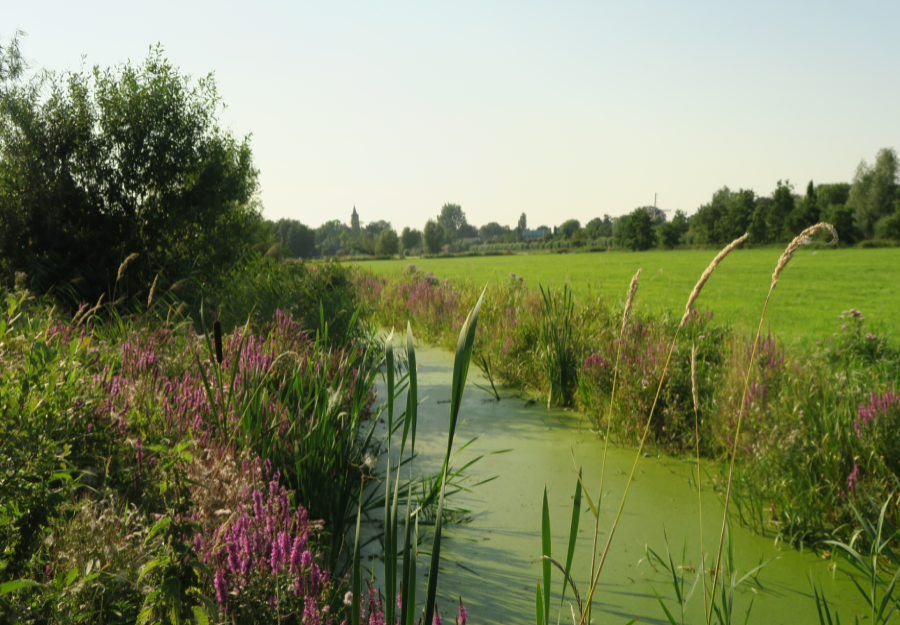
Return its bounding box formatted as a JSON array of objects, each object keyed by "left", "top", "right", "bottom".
[{"left": 7, "top": 1, "right": 899, "bottom": 230}]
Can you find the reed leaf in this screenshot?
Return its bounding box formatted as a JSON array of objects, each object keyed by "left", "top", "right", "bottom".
[{"left": 423, "top": 289, "right": 485, "bottom": 625}]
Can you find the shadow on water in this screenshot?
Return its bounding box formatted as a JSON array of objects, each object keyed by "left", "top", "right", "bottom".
[{"left": 365, "top": 343, "right": 868, "bottom": 624}]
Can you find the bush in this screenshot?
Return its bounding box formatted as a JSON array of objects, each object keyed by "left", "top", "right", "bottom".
[{"left": 0, "top": 43, "right": 262, "bottom": 308}]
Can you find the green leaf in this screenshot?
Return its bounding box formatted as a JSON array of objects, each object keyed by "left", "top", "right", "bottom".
[
  {"left": 651, "top": 585, "right": 679, "bottom": 625},
  {"left": 535, "top": 580, "right": 544, "bottom": 625},
  {"left": 0, "top": 579, "right": 41, "bottom": 595},
  {"left": 542, "top": 486, "right": 551, "bottom": 625},
  {"left": 66, "top": 567, "right": 78, "bottom": 587},
  {"left": 561, "top": 469, "right": 582, "bottom": 608},
  {"left": 144, "top": 517, "right": 171, "bottom": 546}
]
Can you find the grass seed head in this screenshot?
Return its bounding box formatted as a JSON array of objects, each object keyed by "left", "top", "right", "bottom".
[
  {"left": 770, "top": 223, "right": 838, "bottom": 290},
  {"left": 621, "top": 268, "right": 642, "bottom": 332},
  {"left": 681, "top": 233, "right": 749, "bottom": 328},
  {"left": 147, "top": 274, "right": 159, "bottom": 308},
  {"left": 116, "top": 253, "right": 139, "bottom": 282}
]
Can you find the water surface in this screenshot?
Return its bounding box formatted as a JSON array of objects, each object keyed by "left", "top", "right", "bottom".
[{"left": 367, "top": 344, "right": 867, "bottom": 624}]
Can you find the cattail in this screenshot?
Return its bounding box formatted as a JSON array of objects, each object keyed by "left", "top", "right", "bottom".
[
  {"left": 147, "top": 274, "right": 159, "bottom": 308},
  {"left": 691, "top": 343, "right": 699, "bottom": 414},
  {"left": 116, "top": 253, "right": 139, "bottom": 282},
  {"left": 680, "top": 233, "right": 748, "bottom": 328},
  {"left": 770, "top": 223, "right": 838, "bottom": 291},
  {"left": 621, "top": 268, "right": 641, "bottom": 332}
]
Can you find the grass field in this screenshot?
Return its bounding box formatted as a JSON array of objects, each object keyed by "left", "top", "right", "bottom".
[{"left": 351, "top": 247, "right": 900, "bottom": 342}]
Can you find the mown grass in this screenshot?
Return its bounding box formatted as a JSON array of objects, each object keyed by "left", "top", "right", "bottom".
[{"left": 350, "top": 247, "right": 900, "bottom": 341}]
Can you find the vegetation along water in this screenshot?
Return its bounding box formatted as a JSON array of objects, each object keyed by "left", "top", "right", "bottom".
[{"left": 4, "top": 33, "right": 900, "bottom": 624}]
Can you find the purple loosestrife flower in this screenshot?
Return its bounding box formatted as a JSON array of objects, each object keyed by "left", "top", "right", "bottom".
[
  {"left": 848, "top": 463, "right": 860, "bottom": 494},
  {"left": 457, "top": 597, "right": 467, "bottom": 625},
  {"left": 433, "top": 606, "right": 442, "bottom": 625},
  {"left": 303, "top": 597, "right": 322, "bottom": 625},
  {"left": 214, "top": 570, "right": 228, "bottom": 607}
]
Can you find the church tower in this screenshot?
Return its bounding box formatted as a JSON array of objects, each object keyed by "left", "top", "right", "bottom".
[{"left": 351, "top": 205, "right": 360, "bottom": 236}]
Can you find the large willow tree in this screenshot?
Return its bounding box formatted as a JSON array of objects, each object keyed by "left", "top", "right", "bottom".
[{"left": 0, "top": 35, "right": 262, "bottom": 304}]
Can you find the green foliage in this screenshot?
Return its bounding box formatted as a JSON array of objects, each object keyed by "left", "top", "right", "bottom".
[
  {"left": 659, "top": 210, "right": 690, "bottom": 248},
  {"left": 400, "top": 226, "right": 422, "bottom": 251},
  {"left": 615, "top": 208, "right": 657, "bottom": 251},
  {"left": 850, "top": 148, "right": 899, "bottom": 238},
  {"left": 375, "top": 228, "right": 399, "bottom": 256},
  {"left": 558, "top": 219, "right": 581, "bottom": 239},
  {"left": 423, "top": 219, "right": 445, "bottom": 254},
  {"left": 269, "top": 218, "right": 317, "bottom": 258},
  {"left": 0, "top": 43, "right": 261, "bottom": 305},
  {"left": 438, "top": 203, "right": 467, "bottom": 237}
]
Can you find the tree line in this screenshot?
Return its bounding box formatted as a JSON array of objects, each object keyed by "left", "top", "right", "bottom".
[
  {"left": 271, "top": 147, "right": 898, "bottom": 258},
  {"left": 2, "top": 34, "right": 897, "bottom": 303}
]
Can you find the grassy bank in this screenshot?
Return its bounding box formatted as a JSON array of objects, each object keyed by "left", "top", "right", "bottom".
[
  {"left": 0, "top": 261, "right": 392, "bottom": 624},
  {"left": 352, "top": 260, "right": 900, "bottom": 550},
  {"left": 350, "top": 247, "right": 900, "bottom": 341}
]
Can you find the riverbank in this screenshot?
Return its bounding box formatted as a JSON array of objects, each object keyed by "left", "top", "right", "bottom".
[{"left": 352, "top": 259, "right": 900, "bottom": 552}]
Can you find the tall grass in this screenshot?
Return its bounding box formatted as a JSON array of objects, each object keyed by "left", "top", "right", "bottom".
[{"left": 347, "top": 292, "right": 483, "bottom": 625}]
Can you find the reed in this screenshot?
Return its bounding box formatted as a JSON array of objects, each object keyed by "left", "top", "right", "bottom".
[
  {"left": 706, "top": 224, "right": 836, "bottom": 625},
  {"left": 585, "top": 268, "right": 641, "bottom": 620},
  {"left": 580, "top": 234, "right": 747, "bottom": 623}
]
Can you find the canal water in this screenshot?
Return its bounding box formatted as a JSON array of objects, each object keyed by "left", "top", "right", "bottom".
[{"left": 366, "top": 342, "right": 867, "bottom": 624}]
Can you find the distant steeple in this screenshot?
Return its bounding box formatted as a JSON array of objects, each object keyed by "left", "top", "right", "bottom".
[{"left": 351, "top": 205, "right": 360, "bottom": 235}]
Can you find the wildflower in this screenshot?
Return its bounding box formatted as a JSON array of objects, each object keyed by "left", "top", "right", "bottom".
[
  {"left": 344, "top": 591, "right": 353, "bottom": 606},
  {"left": 214, "top": 570, "right": 228, "bottom": 607},
  {"left": 457, "top": 597, "right": 467, "bottom": 625},
  {"left": 847, "top": 463, "right": 860, "bottom": 494}
]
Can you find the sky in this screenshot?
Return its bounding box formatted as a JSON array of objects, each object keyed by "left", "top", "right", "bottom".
[{"left": 6, "top": 1, "right": 900, "bottom": 231}]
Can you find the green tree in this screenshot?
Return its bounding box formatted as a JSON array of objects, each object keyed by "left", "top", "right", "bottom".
[
  {"left": 423, "top": 219, "right": 444, "bottom": 254},
  {"left": 849, "top": 148, "right": 899, "bottom": 237},
  {"left": 766, "top": 180, "right": 795, "bottom": 241},
  {"left": 271, "top": 219, "right": 317, "bottom": 258},
  {"left": 375, "top": 228, "right": 399, "bottom": 255},
  {"left": 585, "top": 216, "right": 612, "bottom": 238},
  {"left": 787, "top": 180, "right": 819, "bottom": 235},
  {"left": 658, "top": 210, "right": 689, "bottom": 248},
  {"left": 558, "top": 219, "right": 581, "bottom": 239},
  {"left": 517, "top": 212, "right": 527, "bottom": 240},
  {"left": 315, "top": 220, "right": 348, "bottom": 256},
  {"left": 816, "top": 183, "right": 851, "bottom": 210},
  {"left": 570, "top": 228, "right": 589, "bottom": 247},
  {"left": 821, "top": 204, "right": 858, "bottom": 244},
  {"left": 0, "top": 43, "right": 260, "bottom": 302},
  {"left": 615, "top": 208, "right": 657, "bottom": 250},
  {"left": 438, "top": 203, "right": 466, "bottom": 239},
  {"left": 881, "top": 201, "right": 900, "bottom": 241},
  {"left": 364, "top": 219, "right": 392, "bottom": 237},
  {"left": 479, "top": 222, "right": 508, "bottom": 240},
  {"left": 400, "top": 226, "right": 422, "bottom": 251}
]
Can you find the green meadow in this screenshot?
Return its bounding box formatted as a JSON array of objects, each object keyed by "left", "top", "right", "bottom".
[{"left": 352, "top": 247, "right": 900, "bottom": 342}]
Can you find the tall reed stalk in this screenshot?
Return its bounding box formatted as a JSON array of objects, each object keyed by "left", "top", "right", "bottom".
[
  {"left": 584, "top": 268, "right": 640, "bottom": 621},
  {"left": 579, "top": 234, "right": 748, "bottom": 624},
  {"left": 706, "top": 223, "right": 837, "bottom": 625}
]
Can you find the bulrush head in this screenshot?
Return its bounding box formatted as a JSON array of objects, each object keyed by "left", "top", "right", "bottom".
[
  {"left": 116, "top": 253, "right": 139, "bottom": 283},
  {"left": 621, "top": 268, "right": 642, "bottom": 332},
  {"left": 680, "top": 233, "right": 749, "bottom": 328},
  {"left": 770, "top": 223, "right": 838, "bottom": 290}
]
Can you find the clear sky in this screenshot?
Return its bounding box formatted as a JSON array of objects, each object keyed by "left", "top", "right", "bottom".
[{"left": 6, "top": 1, "right": 900, "bottom": 231}]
